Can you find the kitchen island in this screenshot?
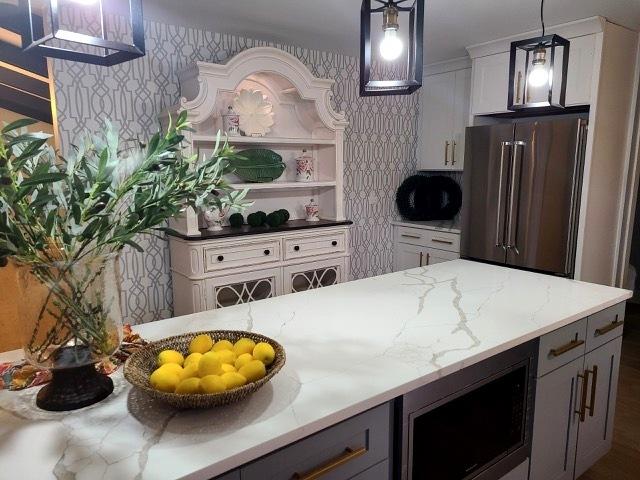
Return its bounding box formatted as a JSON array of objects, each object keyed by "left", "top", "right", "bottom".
[{"left": 0, "top": 260, "right": 631, "bottom": 479}]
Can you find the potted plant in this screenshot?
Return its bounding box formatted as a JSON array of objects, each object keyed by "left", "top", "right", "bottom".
[{"left": 0, "top": 112, "right": 249, "bottom": 411}]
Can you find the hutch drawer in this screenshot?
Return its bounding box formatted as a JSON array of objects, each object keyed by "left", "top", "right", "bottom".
[
  {"left": 204, "top": 239, "right": 281, "bottom": 273},
  {"left": 284, "top": 230, "right": 346, "bottom": 260}
]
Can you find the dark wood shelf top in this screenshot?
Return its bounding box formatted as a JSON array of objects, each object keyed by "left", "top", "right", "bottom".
[{"left": 168, "top": 219, "right": 353, "bottom": 241}]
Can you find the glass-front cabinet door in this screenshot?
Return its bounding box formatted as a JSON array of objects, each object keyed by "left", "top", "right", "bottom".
[
  {"left": 284, "top": 259, "right": 344, "bottom": 294},
  {"left": 205, "top": 268, "right": 281, "bottom": 309}
]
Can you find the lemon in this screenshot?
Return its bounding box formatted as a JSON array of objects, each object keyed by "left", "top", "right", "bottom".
[
  {"left": 220, "top": 363, "right": 237, "bottom": 373},
  {"left": 149, "top": 368, "right": 180, "bottom": 393},
  {"left": 157, "top": 349, "right": 184, "bottom": 367},
  {"left": 159, "top": 363, "right": 184, "bottom": 376},
  {"left": 212, "top": 339, "right": 234, "bottom": 352},
  {"left": 221, "top": 371, "right": 247, "bottom": 390},
  {"left": 175, "top": 377, "right": 201, "bottom": 394},
  {"left": 253, "top": 342, "right": 276, "bottom": 366},
  {"left": 233, "top": 338, "right": 256, "bottom": 357},
  {"left": 189, "top": 334, "right": 213, "bottom": 354},
  {"left": 216, "top": 349, "right": 236, "bottom": 365},
  {"left": 184, "top": 352, "right": 203, "bottom": 368},
  {"left": 198, "top": 351, "right": 222, "bottom": 377},
  {"left": 238, "top": 360, "right": 266, "bottom": 383},
  {"left": 179, "top": 363, "right": 200, "bottom": 381},
  {"left": 200, "top": 375, "right": 226, "bottom": 394},
  {"left": 235, "top": 353, "right": 254, "bottom": 370}
]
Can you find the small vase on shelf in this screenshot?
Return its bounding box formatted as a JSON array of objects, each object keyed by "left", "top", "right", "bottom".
[
  {"left": 305, "top": 199, "right": 320, "bottom": 222},
  {"left": 221, "top": 106, "right": 240, "bottom": 137},
  {"left": 203, "top": 207, "right": 230, "bottom": 231},
  {"left": 295, "top": 149, "right": 314, "bottom": 182}
]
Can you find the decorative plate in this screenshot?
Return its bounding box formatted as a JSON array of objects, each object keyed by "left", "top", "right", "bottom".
[
  {"left": 233, "top": 89, "right": 275, "bottom": 137},
  {"left": 230, "top": 149, "right": 286, "bottom": 183}
]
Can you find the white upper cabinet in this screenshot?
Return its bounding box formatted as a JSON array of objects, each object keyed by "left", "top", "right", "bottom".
[
  {"left": 418, "top": 67, "right": 471, "bottom": 170},
  {"left": 469, "top": 33, "right": 597, "bottom": 115}
]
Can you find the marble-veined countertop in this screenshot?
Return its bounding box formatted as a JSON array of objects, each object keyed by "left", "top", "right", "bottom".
[{"left": 0, "top": 260, "right": 631, "bottom": 479}]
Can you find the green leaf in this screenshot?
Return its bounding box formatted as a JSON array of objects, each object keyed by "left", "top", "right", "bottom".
[
  {"left": 2, "top": 118, "right": 38, "bottom": 134},
  {"left": 20, "top": 172, "right": 67, "bottom": 187},
  {"left": 229, "top": 149, "right": 286, "bottom": 183}
]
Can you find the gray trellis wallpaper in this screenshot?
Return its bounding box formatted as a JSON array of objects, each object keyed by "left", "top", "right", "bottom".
[{"left": 52, "top": 15, "right": 419, "bottom": 324}]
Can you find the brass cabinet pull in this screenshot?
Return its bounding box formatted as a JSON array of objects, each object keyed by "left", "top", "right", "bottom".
[
  {"left": 586, "top": 365, "right": 598, "bottom": 417},
  {"left": 549, "top": 339, "right": 584, "bottom": 358},
  {"left": 401, "top": 234, "right": 422, "bottom": 239},
  {"left": 292, "top": 447, "right": 367, "bottom": 480},
  {"left": 432, "top": 238, "right": 454, "bottom": 245},
  {"left": 576, "top": 369, "right": 590, "bottom": 422},
  {"left": 594, "top": 320, "right": 624, "bottom": 337},
  {"left": 419, "top": 252, "right": 424, "bottom": 267},
  {"left": 451, "top": 141, "right": 457, "bottom": 165},
  {"left": 426, "top": 252, "right": 430, "bottom": 265},
  {"left": 444, "top": 141, "right": 450, "bottom": 165}
]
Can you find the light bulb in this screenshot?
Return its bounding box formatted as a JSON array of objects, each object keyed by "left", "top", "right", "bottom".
[
  {"left": 380, "top": 29, "right": 403, "bottom": 61},
  {"left": 528, "top": 64, "right": 549, "bottom": 87}
]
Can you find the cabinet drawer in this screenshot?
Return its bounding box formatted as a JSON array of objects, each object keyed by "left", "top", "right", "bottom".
[
  {"left": 586, "top": 302, "right": 625, "bottom": 352},
  {"left": 395, "top": 226, "right": 460, "bottom": 252},
  {"left": 284, "top": 231, "right": 346, "bottom": 260},
  {"left": 204, "top": 239, "right": 281, "bottom": 272},
  {"left": 241, "top": 402, "right": 391, "bottom": 480},
  {"left": 537, "top": 318, "right": 587, "bottom": 376}
]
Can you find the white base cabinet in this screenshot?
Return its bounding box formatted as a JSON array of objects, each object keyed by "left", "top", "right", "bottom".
[
  {"left": 170, "top": 225, "right": 350, "bottom": 315},
  {"left": 392, "top": 222, "right": 460, "bottom": 272}
]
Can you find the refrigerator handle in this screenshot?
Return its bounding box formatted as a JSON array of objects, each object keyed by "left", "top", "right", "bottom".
[
  {"left": 507, "top": 141, "right": 526, "bottom": 254},
  {"left": 495, "top": 141, "right": 511, "bottom": 249}
]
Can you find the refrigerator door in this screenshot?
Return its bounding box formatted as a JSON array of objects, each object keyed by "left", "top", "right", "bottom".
[
  {"left": 461, "top": 124, "right": 515, "bottom": 264},
  {"left": 505, "top": 119, "right": 586, "bottom": 276}
]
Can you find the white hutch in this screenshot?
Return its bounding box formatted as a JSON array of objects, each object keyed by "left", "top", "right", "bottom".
[{"left": 163, "top": 47, "right": 352, "bottom": 315}]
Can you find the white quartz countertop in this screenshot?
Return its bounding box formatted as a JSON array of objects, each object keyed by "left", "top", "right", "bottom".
[{"left": 0, "top": 260, "right": 631, "bottom": 480}]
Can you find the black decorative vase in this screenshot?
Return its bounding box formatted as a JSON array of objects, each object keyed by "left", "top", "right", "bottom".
[{"left": 36, "top": 363, "right": 114, "bottom": 411}]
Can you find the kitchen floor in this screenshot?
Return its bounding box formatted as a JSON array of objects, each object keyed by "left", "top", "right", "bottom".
[{"left": 580, "top": 301, "right": 640, "bottom": 480}]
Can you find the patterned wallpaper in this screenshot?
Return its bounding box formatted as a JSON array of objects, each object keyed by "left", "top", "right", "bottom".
[{"left": 52, "top": 15, "right": 419, "bottom": 324}]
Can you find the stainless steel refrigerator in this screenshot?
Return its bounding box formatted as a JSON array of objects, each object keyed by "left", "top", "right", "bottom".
[{"left": 460, "top": 117, "right": 588, "bottom": 277}]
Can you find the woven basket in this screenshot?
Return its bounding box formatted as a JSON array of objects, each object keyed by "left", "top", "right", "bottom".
[{"left": 123, "top": 330, "right": 285, "bottom": 409}]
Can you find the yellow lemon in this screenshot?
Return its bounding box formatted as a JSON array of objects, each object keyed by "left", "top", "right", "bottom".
[
  {"left": 221, "top": 371, "right": 247, "bottom": 390},
  {"left": 149, "top": 368, "right": 180, "bottom": 393},
  {"left": 159, "top": 363, "right": 184, "bottom": 376},
  {"left": 198, "top": 351, "right": 222, "bottom": 377},
  {"left": 216, "top": 349, "right": 236, "bottom": 365},
  {"left": 253, "top": 342, "right": 276, "bottom": 366},
  {"left": 189, "top": 334, "right": 213, "bottom": 354},
  {"left": 157, "top": 349, "right": 184, "bottom": 367},
  {"left": 184, "top": 352, "right": 203, "bottom": 368},
  {"left": 212, "top": 339, "right": 234, "bottom": 352},
  {"left": 179, "top": 363, "right": 200, "bottom": 381},
  {"left": 233, "top": 337, "right": 256, "bottom": 357},
  {"left": 200, "top": 375, "right": 226, "bottom": 394},
  {"left": 238, "top": 360, "right": 266, "bottom": 383},
  {"left": 220, "top": 363, "right": 237, "bottom": 373},
  {"left": 175, "top": 377, "right": 201, "bottom": 394},
  {"left": 235, "top": 353, "right": 254, "bottom": 370}
]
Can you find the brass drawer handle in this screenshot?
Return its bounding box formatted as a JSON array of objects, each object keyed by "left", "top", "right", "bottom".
[
  {"left": 419, "top": 252, "right": 424, "bottom": 267},
  {"left": 292, "top": 446, "right": 367, "bottom": 480},
  {"left": 549, "top": 339, "right": 584, "bottom": 358},
  {"left": 431, "top": 238, "right": 454, "bottom": 245},
  {"left": 586, "top": 365, "right": 598, "bottom": 417},
  {"left": 576, "top": 369, "right": 590, "bottom": 422},
  {"left": 594, "top": 320, "right": 624, "bottom": 337},
  {"left": 401, "top": 234, "right": 421, "bottom": 239},
  {"left": 451, "top": 141, "right": 456, "bottom": 165},
  {"left": 444, "top": 141, "right": 450, "bottom": 165}
]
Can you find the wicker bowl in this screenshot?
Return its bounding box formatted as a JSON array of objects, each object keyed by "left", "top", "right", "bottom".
[{"left": 124, "top": 330, "right": 285, "bottom": 409}]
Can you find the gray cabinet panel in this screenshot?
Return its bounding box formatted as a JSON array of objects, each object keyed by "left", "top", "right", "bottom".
[
  {"left": 213, "top": 469, "right": 240, "bottom": 480},
  {"left": 530, "top": 356, "right": 583, "bottom": 480},
  {"left": 349, "top": 459, "right": 389, "bottom": 479},
  {"left": 241, "top": 403, "right": 391, "bottom": 480},
  {"left": 574, "top": 336, "right": 623, "bottom": 478},
  {"left": 537, "top": 318, "right": 587, "bottom": 377},
  {"left": 585, "top": 302, "right": 625, "bottom": 352}
]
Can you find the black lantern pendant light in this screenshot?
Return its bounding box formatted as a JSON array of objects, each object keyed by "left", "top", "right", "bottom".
[
  {"left": 20, "top": 0, "right": 145, "bottom": 67},
  {"left": 508, "top": 0, "right": 569, "bottom": 110},
  {"left": 360, "top": 0, "right": 424, "bottom": 96}
]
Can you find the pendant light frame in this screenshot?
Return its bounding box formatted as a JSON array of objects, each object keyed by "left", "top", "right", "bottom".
[
  {"left": 360, "top": 0, "right": 424, "bottom": 96},
  {"left": 19, "top": 0, "right": 145, "bottom": 67}
]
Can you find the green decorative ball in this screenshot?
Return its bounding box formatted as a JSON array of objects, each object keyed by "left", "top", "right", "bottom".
[
  {"left": 255, "top": 211, "right": 267, "bottom": 224},
  {"left": 266, "top": 211, "right": 284, "bottom": 228},
  {"left": 247, "top": 213, "right": 263, "bottom": 227},
  {"left": 229, "top": 213, "right": 244, "bottom": 228},
  {"left": 277, "top": 209, "right": 290, "bottom": 222}
]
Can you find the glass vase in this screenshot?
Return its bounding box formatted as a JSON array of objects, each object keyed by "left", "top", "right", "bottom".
[{"left": 15, "top": 253, "right": 123, "bottom": 411}]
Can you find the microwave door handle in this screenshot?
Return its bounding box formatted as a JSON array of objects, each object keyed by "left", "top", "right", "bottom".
[
  {"left": 507, "top": 141, "right": 525, "bottom": 254},
  {"left": 496, "top": 142, "right": 511, "bottom": 249}
]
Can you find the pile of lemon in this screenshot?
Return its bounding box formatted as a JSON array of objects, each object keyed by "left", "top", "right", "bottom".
[{"left": 149, "top": 334, "right": 276, "bottom": 394}]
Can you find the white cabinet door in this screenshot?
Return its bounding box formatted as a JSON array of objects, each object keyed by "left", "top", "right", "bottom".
[
  {"left": 564, "top": 34, "right": 596, "bottom": 106},
  {"left": 451, "top": 68, "right": 471, "bottom": 169},
  {"left": 470, "top": 52, "right": 510, "bottom": 115},
  {"left": 205, "top": 267, "right": 281, "bottom": 309},
  {"left": 529, "top": 356, "right": 583, "bottom": 480},
  {"left": 419, "top": 71, "right": 456, "bottom": 170},
  {"left": 423, "top": 247, "right": 459, "bottom": 265},
  {"left": 574, "top": 336, "right": 623, "bottom": 478},
  {"left": 283, "top": 258, "right": 344, "bottom": 294},
  {"left": 393, "top": 243, "right": 425, "bottom": 272}
]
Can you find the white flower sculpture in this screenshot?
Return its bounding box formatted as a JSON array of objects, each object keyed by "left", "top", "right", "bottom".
[{"left": 233, "top": 89, "right": 275, "bottom": 137}]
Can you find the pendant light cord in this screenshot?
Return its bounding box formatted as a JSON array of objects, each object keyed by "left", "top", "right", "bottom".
[{"left": 540, "top": 0, "right": 545, "bottom": 37}]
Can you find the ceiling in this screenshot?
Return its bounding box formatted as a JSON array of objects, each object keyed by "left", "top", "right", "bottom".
[{"left": 143, "top": 0, "right": 640, "bottom": 64}]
